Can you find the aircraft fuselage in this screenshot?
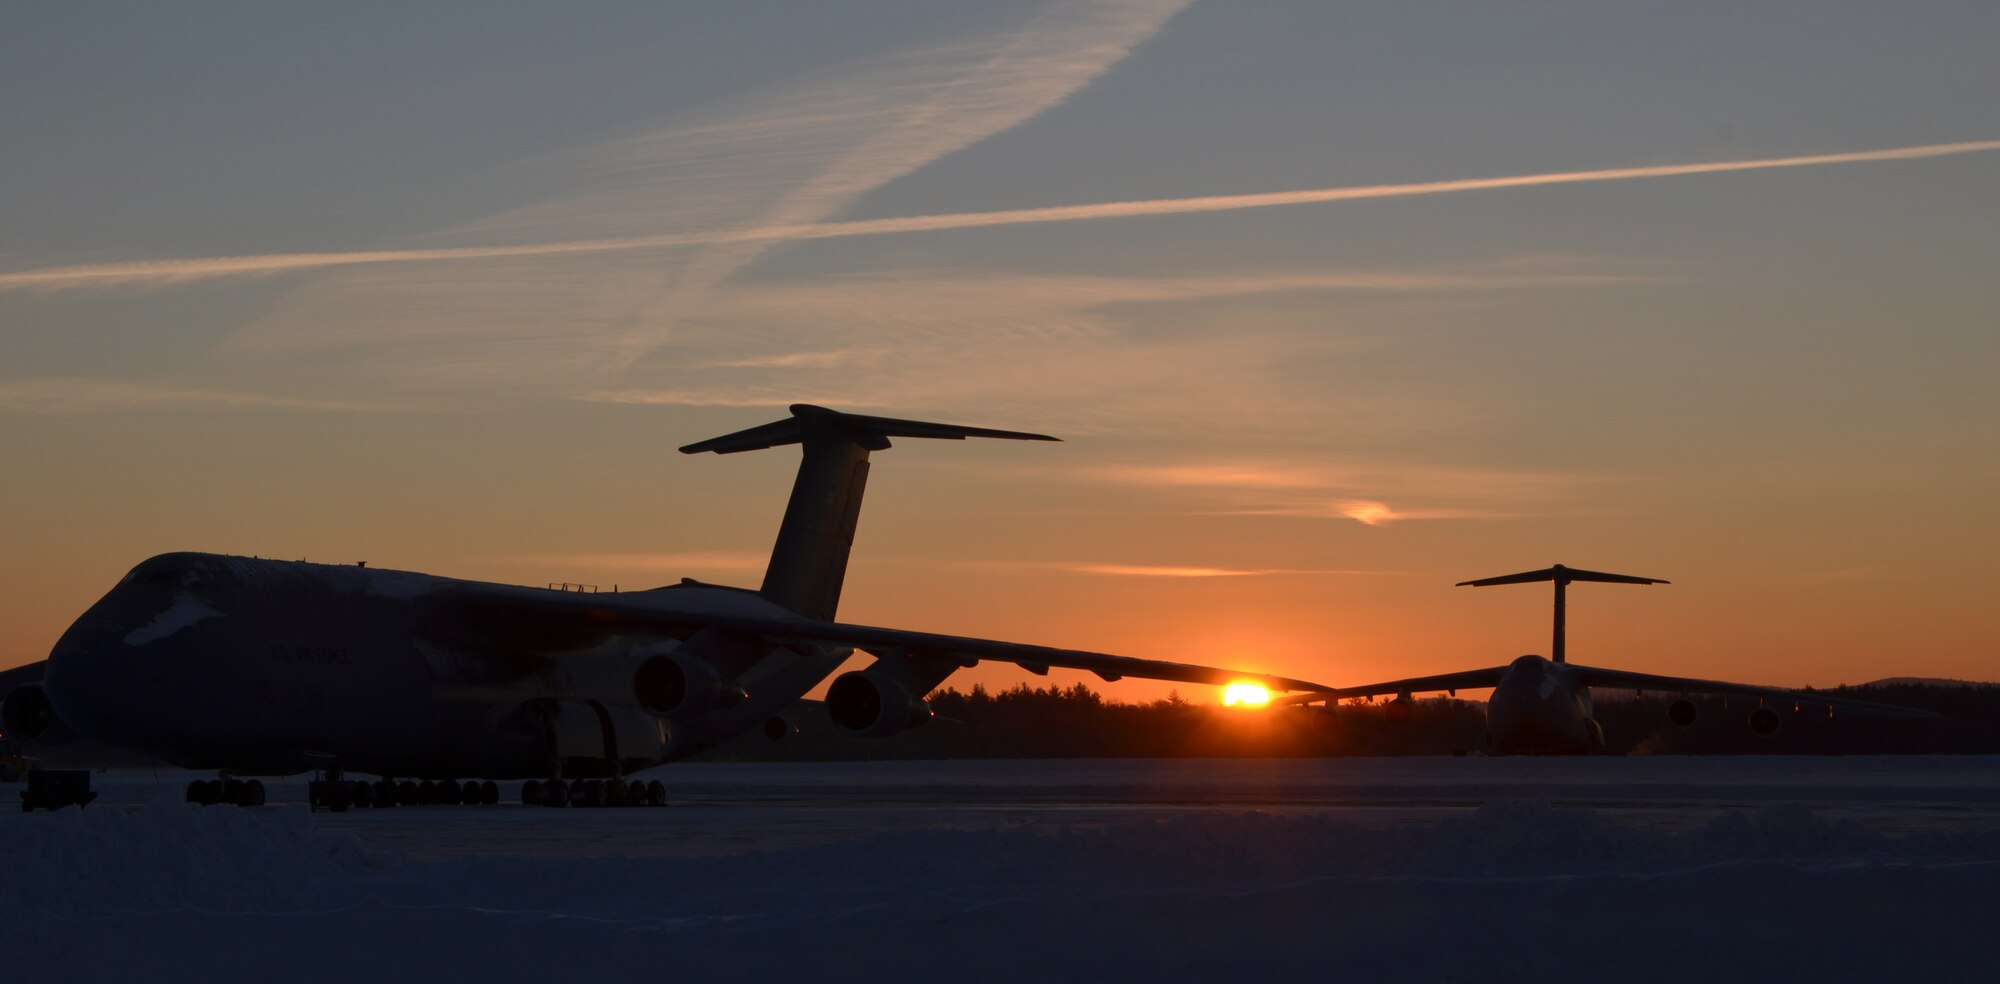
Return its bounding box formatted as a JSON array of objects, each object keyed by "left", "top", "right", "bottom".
[
  {"left": 1483, "top": 654, "right": 1601, "bottom": 754},
  {"left": 41, "top": 552, "right": 846, "bottom": 778}
]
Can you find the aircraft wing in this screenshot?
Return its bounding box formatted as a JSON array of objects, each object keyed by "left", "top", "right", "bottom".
[
  {"left": 465, "top": 589, "right": 1334, "bottom": 693},
  {"left": 1271, "top": 666, "right": 1511, "bottom": 704},
  {"left": 1271, "top": 659, "right": 1938, "bottom": 719},
  {"left": 754, "top": 618, "right": 1334, "bottom": 693},
  {"left": 0, "top": 659, "right": 46, "bottom": 695},
  {"left": 1565, "top": 663, "right": 1941, "bottom": 718}
]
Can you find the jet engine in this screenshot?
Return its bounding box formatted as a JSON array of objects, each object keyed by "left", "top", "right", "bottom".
[
  {"left": 1, "top": 684, "right": 75, "bottom": 744},
  {"left": 763, "top": 714, "right": 800, "bottom": 741},
  {"left": 1748, "top": 706, "right": 1782, "bottom": 737},
  {"left": 826, "top": 671, "right": 932, "bottom": 738},
  {"left": 632, "top": 652, "right": 737, "bottom": 717},
  {"left": 1667, "top": 699, "right": 1699, "bottom": 727},
  {"left": 1309, "top": 705, "right": 1340, "bottom": 736},
  {"left": 1383, "top": 696, "right": 1414, "bottom": 726}
]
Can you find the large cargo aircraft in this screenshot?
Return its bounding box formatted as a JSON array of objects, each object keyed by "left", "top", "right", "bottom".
[
  {"left": 0, "top": 405, "right": 1331, "bottom": 807},
  {"left": 1280, "top": 564, "right": 1937, "bottom": 753}
]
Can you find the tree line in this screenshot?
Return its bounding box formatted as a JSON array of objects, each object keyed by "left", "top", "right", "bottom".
[{"left": 697, "top": 681, "right": 2000, "bottom": 761}]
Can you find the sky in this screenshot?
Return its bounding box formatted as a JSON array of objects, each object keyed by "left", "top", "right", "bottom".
[{"left": 3, "top": 1, "right": 1996, "bottom": 700}]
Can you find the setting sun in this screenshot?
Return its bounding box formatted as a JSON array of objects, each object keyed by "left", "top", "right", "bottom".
[{"left": 1221, "top": 683, "right": 1272, "bottom": 708}]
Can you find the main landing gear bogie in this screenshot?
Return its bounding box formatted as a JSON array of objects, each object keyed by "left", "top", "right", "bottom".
[
  {"left": 185, "top": 777, "right": 265, "bottom": 807},
  {"left": 520, "top": 778, "right": 666, "bottom": 808},
  {"left": 308, "top": 776, "right": 502, "bottom": 812},
  {"left": 184, "top": 771, "right": 659, "bottom": 811}
]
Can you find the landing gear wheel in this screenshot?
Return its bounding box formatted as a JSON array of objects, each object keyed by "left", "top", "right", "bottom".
[
  {"left": 460, "top": 780, "right": 481, "bottom": 804},
  {"left": 417, "top": 780, "right": 437, "bottom": 805},
  {"left": 349, "top": 781, "right": 373, "bottom": 808},
  {"left": 398, "top": 781, "right": 419, "bottom": 806},
  {"left": 522, "top": 780, "right": 543, "bottom": 805},
  {"left": 645, "top": 780, "right": 666, "bottom": 807},
  {"left": 186, "top": 780, "right": 207, "bottom": 805},
  {"left": 374, "top": 780, "right": 398, "bottom": 808},
  {"left": 479, "top": 780, "right": 499, "bottom": 805},
  {"left": 627, "top": 781, "right": 646, "bottom": 805},
  {"left": 543, "top": 780, "right": 569, "bottom": 808},
  {"left": 438, "top": 780, "right": 461, "bottom": 806},
  {"left": 240, "top": 780, "right": 266, "bottom": 807}
]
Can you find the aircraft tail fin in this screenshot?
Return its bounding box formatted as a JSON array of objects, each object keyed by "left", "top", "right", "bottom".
[
  {"left": 1456, "top": 564, "right": 1669, "bottom": 588},
  {"left": 681, "top": 405, "right": 1057, "bottom": 620},
  {"left": 1455, "top": 563, "right": 1669, "bottom": 663}
]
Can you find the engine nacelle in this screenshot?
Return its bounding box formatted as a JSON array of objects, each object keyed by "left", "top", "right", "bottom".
[
  {"left": 1383, "top": 696, "right": 1414, "bottom": 726},
  {"left": 633, "top": 652, "right": 737, "bottom": 717},
  {"left": 1309, "top": 705, "right": 1340, "bottom": 736},
  {"left": 1667, "top": 699, "right": 1699, "bottom": 727},
  {"left": 763, "top": 714, "right": 800, "bottom": 741},
  {"left": 826, "top": 671, "right": 932, "bottom": 738},
  {"left": 1748, "top": 706, "right": 1782, "bottom": 737},
  {"left": 1, "top": 684, "right": 76, "bottom": 744}
]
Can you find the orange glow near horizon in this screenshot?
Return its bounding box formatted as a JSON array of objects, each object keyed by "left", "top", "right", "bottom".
[{"left": 1222, "top": 683, "right": 1273, "bottom": 708}]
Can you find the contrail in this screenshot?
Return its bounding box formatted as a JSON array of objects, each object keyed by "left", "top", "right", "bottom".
[{"left": 5, "top": 139, "right": 1996, "bottom": 290}]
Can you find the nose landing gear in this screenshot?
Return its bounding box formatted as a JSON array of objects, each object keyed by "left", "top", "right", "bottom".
[{"left": 20, "top": 770, "right": 98, "bottom": 811}]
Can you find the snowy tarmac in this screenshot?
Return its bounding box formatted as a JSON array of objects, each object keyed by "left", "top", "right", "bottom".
[{"left": 9, "top": 757, "right": 2000, "bottom": 981}]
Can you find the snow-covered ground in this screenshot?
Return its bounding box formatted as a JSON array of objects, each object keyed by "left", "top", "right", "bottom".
[{"left": 7, "top": 758, "right": 1999, "bottom": 982}]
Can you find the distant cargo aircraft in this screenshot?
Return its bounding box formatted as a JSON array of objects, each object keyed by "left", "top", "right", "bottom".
[
  {"left": 1, "top": 405, "right": 1330, "bottom": 807},
  {"left": 1280, "top": 564, "right": 1936, "bottom": 754}
]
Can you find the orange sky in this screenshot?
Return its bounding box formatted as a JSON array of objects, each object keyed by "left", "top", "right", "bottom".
[{"left": 3, "top": 396, "right": 1992, "bottom": 699}]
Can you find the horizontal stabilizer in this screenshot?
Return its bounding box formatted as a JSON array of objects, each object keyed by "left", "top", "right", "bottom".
[
  {"left": 680, "top": 404, "right": 1059, "bottom": 455},
  {"left": 1457, "top": 563, "right": 1668, "bottom": 588}
]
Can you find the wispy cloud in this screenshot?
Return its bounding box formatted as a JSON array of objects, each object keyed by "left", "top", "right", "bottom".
[
  {"left": 0, "top": 377, "right": 394, "bottom": 414},
  {"left": 176, "top": 0, "right": 1194, "bottom": 400},
  {"left": 1333, "top": 500, "right": 1498, "bottom": 526},
  {"left": 574, "top": 261, "right": 1650, "bottom": 432},
  {"left": 504, "top": 551, "right": 769, "bottom": 574},
  {"left": 4, "top": 138, "right": 1990, "bottom": 292},
  {"left": 1340, "top": 501, "right": 1401, "bottom": 526},
  {"left": 1082, "top": 458, "right": 1590, "bottom": 524},
  {"left": 956, "top": 559, "right": 1388, "bottom": 578},
  {"left": 714, "top": 350, "right": 883, "bottom": 370},
  {"left": 1797, "top": 564, "right": 1914, "bottom": 583},
  {"left": 588, "top": 387, "right": 855, "bottom": 408},
  {"left": 1065, "top": 563, "right": 1370, "bottom": 578},
  {"left": 500, "top": 551, "right": 1376, "bottom": 580}
]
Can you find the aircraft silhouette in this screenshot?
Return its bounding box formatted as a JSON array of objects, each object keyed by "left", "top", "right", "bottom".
[
  {"left": 1, "top": 405, "right": 1330, "bottom": 807},
  {"left": 1281, "top": 564, "right": 1936, "bottom": 754}
]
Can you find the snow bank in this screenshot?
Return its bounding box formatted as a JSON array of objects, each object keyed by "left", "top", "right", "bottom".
[{"left": 4, "top": 797, "right": 1996, "bottom": 981}]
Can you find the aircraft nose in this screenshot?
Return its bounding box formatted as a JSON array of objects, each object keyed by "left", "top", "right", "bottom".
[
  {"left": 44, "top": 603, "right": 150, "bottom": 745},
  {"left": 44, "top": 555, "right": 218, "bottom": 747}
]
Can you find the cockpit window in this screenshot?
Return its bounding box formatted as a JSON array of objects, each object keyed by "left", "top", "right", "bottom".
[{"left": 119, "top": 559, "right": 204, "bottom": 589}]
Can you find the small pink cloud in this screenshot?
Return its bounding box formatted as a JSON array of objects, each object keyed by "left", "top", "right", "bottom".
[{"left": 1340, "top": 501, "right": 1401, "bottom": 526}]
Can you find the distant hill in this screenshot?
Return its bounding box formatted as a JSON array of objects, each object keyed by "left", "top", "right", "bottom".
[{"left": 1857, "top": 677, "right": 1998, "bottom": 688}]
